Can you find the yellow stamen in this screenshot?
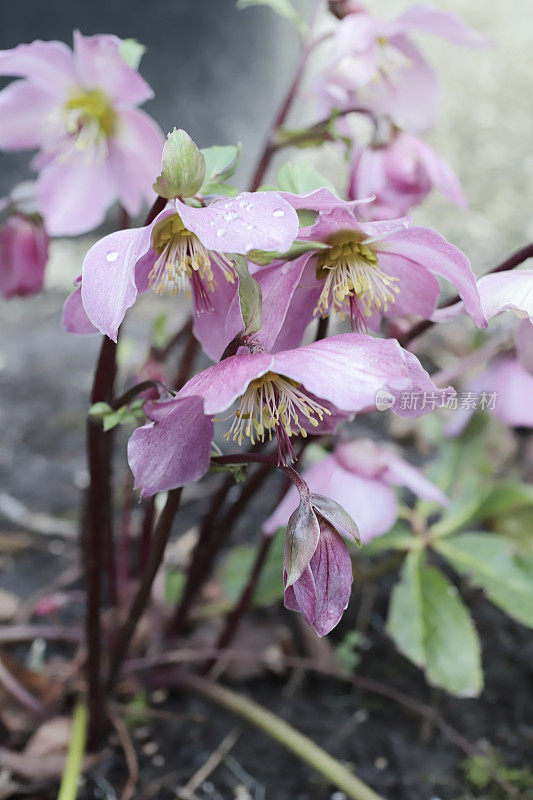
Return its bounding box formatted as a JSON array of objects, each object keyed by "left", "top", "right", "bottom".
[
  {"left": 148, "top": 213, "right": 234, "bottom": 306},
  {"left": 315, "top": 236, "right": 399, "bottom": 321},
  {"left": 223, "top": 372, "right": 330, "bottom": 450},
  {"left": 59, "top": 89, "right": 116, "bottom": 160}
]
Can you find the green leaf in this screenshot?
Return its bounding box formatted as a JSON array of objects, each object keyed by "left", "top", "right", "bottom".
[
  {"left": 335, "top": 631, "right": 364, "bottom": 673},
  {"left": 296, "top": 209, "right": 319, "bottom": 228},
  {"left": 153, "top": 128, "right": 206, "bottom": 200},
  {"left": 57, "top": 703, "right": 87, "bottom": 800},
  {"left": 363, "top": 524, "right": 421, "bottom": 556},
  {"left": 387, "top": 551, "right": 482, "bottom": 696},
  {"left": 165, "top": 569, "right": 186, "bottom": 605},
  {"left": 236, "top": 0, "right": 304, "bottom": 31},
  {"left": 201, "top": 182, "right": 239, "bottom": 197},
  {"left": 277, "top": 161, "right": 335, "bottom": 194},
  {"left": 200, "top": 144, "right": 241, "bottom": 195},
  {"left": 119, "top": 38, "right": 146, "bottom": 69},
  {"left": 435, "top": 533, "right": 533, "bottom": 628},
  {"left": 230, "top": 254, "right": 262, "bottom": 334},
  {"left": 219, "top": 529, "right": 286, "bottom": 608},
  {"left": 247, "top": 238, "right": 327, "bottom": 266},
  {"left": 89, "top": 399, "right": 145, "bottom": 432}
]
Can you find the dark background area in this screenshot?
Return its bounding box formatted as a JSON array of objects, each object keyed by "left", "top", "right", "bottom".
[{"left": 0, "top": 0, "right": 307, "bottom": 195}]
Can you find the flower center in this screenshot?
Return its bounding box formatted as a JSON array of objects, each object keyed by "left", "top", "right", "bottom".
[
  {"left": 223, "top": 371, "right": 331, "bottom": 465},
  {"left": 61, "top": 89, "right": 116, "bottom": 158},
  {"left": 315, "top": 236, "right": 399, "bottom": 329},
  {"left": 149, "top": 214, "right": 234, "bottom": 311},
  {"left": 375, "top": 37, "right": 412, "bottom": 85}
]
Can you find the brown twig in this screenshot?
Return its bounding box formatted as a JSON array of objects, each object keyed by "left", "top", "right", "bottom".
[
  {"left": 0, "top": 654, "right": 49, "bottom": 718},
  {"left": 108, "top": 704, "right": 139, "bottom": 800}
]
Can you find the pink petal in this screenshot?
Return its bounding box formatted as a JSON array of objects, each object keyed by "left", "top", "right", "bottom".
[
  {"left": 38, "top": 155, "right": 117, "bottom": 236},
  {"left": 108, "top": 109, "right": 164, "bottom": 216},
  {"left": 253, "top": 254, "right": 312, "bottom": 352},
  {"left": 0, "top": 81, "right": 56, "bottom": 150},
  {"left": 271, "top": 334, "right": 420, "bottom": 413},
  {"left": 128, "top": 396, "right": 213, "bottom": 496},
  {"left": 192, "top": 263, "right": 243, "bottom": 361},
  {"left": 309, "top": 521, "right": 353, "bottom": 636},
  {"left": 178, "top": 352, "right": 274, "bottom": 415},
  {"left": 413, "top": 137, "right": 467, "bottom": 207},
  {"left": 287, "top": 566, "right": 317, "bottom": 626},
  {"left": 62, "top": 284, "right": 99, "bottom": 335},
  {"left": 396, "top": 4, "right": 492, "bottom": 47},
  {"left": 476, "top": 270, "right": 533, "bottom": 321},
  {"left": 72, "top": 31, "right": 153, "bottom": 107},
  {"left": 0, "top": 215, "right": 48, "bottom": 298},
  {"left": 81, "top": 225, "right": 152, "bottom": 340},
  {"left": 0, "top": 40, "right": 77, "bottom": 97},
  {"left": 377, "top": 252, "right": 441, "bottom": 319},
  {"left": 376, "top": 226, "right": 487, "bottom": 328},
  {"left": 175, "top": 192, "right": 299, "bottom": 254},
  {"left": 382, "top": 453, "right": 448, "bottom": 505},
  {"left": 515, "top": 319, "right": 533, "bottom": 375}
]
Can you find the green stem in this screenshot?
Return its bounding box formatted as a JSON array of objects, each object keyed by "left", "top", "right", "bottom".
[
  {"left": 174, "top": 672, "right": 384, "bottom": 800},
  {"left": 57, "top": 702, "right": 88, "bottom": 800}
]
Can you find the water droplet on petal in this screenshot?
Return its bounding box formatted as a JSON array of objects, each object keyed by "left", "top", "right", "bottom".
[
  {"left": 106, "top": 251, "right": 119, "bottom": 263},
  {"left": 246, "top": 224, "right": 253, "bottom": 231},
  {"left": 245, "top": 243, "right": 253, "bottom": 251},
  {"left": 273, "top": 209, "right": 285, "bottom": 218},
  {"left": 216, "top": 228, "right": 226, "bottom": 238}
]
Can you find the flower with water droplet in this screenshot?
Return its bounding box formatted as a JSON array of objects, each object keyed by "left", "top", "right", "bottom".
[
  {"left": 0, "top": 31, "right": 164, "bottom": 236},
  {"left": 63, "top": 189, "right": 299, "bottom": 358}
]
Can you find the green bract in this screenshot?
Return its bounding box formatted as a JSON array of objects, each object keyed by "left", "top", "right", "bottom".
[{"left": 153, "top": 128, "right": 206, "bottom": 200}]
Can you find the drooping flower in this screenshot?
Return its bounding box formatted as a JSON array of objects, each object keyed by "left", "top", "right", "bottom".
[
  {"left": 62, "top": 191, "right": 299, "bottom": 356},
  {"left": 348, "top": 132, "right": 466, "bottom": 219},
  {"left": 445, "top": 270, "right": 533, "bottom": 432},
  {"left": 0, "top": 184, "right": 49, "bottom": 299},
  {"left": 128, "top": 333, "right": 454, "bottom": 496},
  {"left": 0, "top": 32, "right": 164, "bottom": 235},
  {"left": 315, "top": 4, "right": 491, "bottom": 133},
  {"left": 282, "top": 490, "right": 360, "bottom": 636},
  {"left": 250, "top": 188, "right": 486, "bottom": 351},
  {"left": 265, "top": 438, "right": 447, "bottom": 543}
]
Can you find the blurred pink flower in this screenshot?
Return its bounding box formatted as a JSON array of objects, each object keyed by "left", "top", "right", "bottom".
[
  {"left": 0, "top": 212, "right": 48, "bottom": 299},
  {"left": 315, "top": 4, "right": 491, "bottom": 132},
  {"left": 349, "top": 133, "right": 466, "bottom": 219},
  {"left": 265, "top": 438, "right": 447, "bottom": 543},
  {"left": 0, "top": 32, "right": 164, "bottom": 235}
]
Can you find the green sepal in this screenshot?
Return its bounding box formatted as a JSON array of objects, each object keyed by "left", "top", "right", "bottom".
[
  {"left": 89, "top": 399, "right": 146, "bottom": 432},
  {"left": 247, "top": 238, "right": 327, "bottom": 266},
  {"left": 277, "top": 161, "right": 335, "bottom": 194},
  {"left": 153, "top": 128, "right": 206, "bottom": 200},
  {"left": 118, "top": 38, "right": 146, "bottom": 69},
  {"left": 229, "top": 253, "right": 262, "bottom": 334}
]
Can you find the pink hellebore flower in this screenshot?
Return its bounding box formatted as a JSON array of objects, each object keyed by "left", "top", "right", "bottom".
[
  {"left": 265, "top": 438, "right": 447, "bottom": 543},
  {"left": 0, "top": 213, "right": 48, "bottom": 299},
  {"left": 252, "top": 188, "right": 486, "bottom": 351},
  {"left": 0, "top": 32, "right": 164, "bottom": 235},
  {"left": 128, "top": 333, "right": 453, "bottom": 496},
  {"left": 315, "top": 4, "right": 490, "bottom": 132},
  {"left": 447, "top": 270, "right": 533, "bottom": 432},
  {"left": 62, "top": 191, "right": 299, "bottom": 356},
  {"left": 348, "top": 133, "right": 466, "bottom": 220},
  {"left": 282, "top": 491, "right": 360, "bottom": 636}
]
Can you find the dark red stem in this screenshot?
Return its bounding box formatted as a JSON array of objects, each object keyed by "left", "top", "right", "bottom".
[{"left": 106, "top": 487, "right": 183, "bottom": 692}]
